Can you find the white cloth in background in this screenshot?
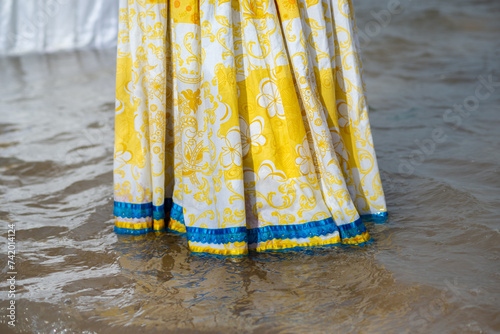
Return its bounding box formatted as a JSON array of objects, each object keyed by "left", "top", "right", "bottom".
[{"left": 0, "top": 0, "right": 118, "bottom": 56}]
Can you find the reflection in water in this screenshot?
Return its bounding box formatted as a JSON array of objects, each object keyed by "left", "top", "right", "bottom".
[
  {"left": 76, "top": 229, "right": 431, "bottom": 332},
  {"left": 1, "top": 0, "right": 499, "bottom": 332}
]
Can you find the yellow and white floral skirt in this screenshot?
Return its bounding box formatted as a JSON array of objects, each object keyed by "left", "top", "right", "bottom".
[{"left": 113, "top": 0, "right": 388, "bottom": 256}]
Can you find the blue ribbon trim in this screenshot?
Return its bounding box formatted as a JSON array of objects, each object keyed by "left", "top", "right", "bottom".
[
  {"left": 248, "top": 217, "right": 338, "bottom": 244},
  {"left": 114, "top": 226, "right": 151, "bottom": 235},
  {"left": 361, "top": 211, "right": 388, "bottom": 223},
  {"left": 187, "top": 226, "right": 248, "bottom": 244},
  {"left": 114, "top": 200, "right": 371, "bottom": 244},
  {"left": 113, "top": 202, "right": 152, "bottom": 219},
  {"left": 114, "top": 198, "right": 173, "bottom": 221},
  {"left": 337, "top": 218, "right": 367, "bottom": 239},
  {"left": 170, "top": 202, "right": 184, "bottom": 224}
]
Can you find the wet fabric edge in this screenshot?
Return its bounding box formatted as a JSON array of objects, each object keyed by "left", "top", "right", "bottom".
[{"left": 113, "top": 199, "right": 387, "bottom": 255}]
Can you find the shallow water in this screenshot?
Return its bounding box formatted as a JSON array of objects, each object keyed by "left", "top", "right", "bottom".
[{"left": 1, "top": 0, "right": 499, "bottom": 333}]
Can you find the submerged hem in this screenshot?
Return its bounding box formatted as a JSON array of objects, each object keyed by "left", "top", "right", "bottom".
[{"left": 114, "top": 200, "right": 383, "bottom": 255}]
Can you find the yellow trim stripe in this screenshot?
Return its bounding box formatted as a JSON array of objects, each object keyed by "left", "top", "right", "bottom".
[
  {"left": 188, "top": 243, "right": 249, "bottom": 256},
  {"left": 168, "top": 217, "right": 187, "bottom": 233},
  {"left": 254, "top": 235, "right": 342, "bottom": 252},
  {"left": 115, "top": 220, "right": 152, "bottom": 230},
  {"left": 153, "top": 219, "right": 165, "bottom": 231},
  {"left": 186, "top": 233, "right": 371, "bottom": 255},
  {"left": 115, "top": 219, "right": 165, "bottom": 231},
  {"left": 342, "top": 232, "right": 371, "bottom": 245}
]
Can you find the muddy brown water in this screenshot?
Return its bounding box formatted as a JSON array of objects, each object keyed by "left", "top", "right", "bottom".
[{"left": 1, "top": 0, "right": 499, "bottom": 333}]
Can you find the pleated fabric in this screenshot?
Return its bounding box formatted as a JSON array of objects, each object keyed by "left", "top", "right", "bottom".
[{"left": 113, "top": 0, "right": 388, "bottom": 256}]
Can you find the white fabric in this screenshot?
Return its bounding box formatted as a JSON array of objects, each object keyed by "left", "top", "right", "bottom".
[{"left": 0, "top": 0, "right": 118, "bottom": 56}]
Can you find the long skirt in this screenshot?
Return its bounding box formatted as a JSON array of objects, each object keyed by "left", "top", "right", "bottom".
[{"left": 113, "top": 0, "right": 388, "bottom": 256}]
